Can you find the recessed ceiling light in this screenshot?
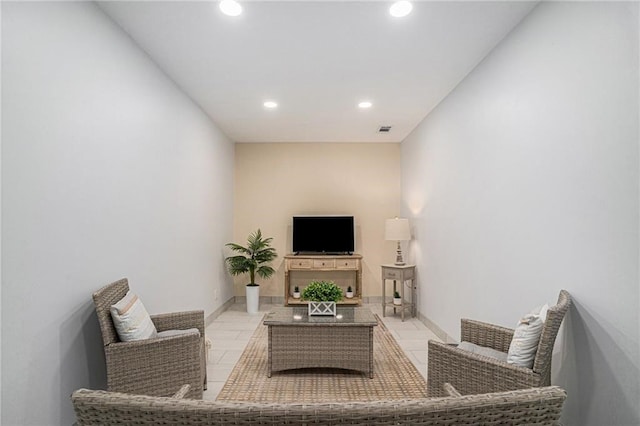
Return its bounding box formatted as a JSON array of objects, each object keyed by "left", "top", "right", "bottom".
[
  {"left": 358, "top": 101, "right": 373, "bottom": 109},
  {"left": 219, "top": 0, "right": 242, "bottom": 17},
  {"left": 263, "top": 101, "right": 278, "bottom": 109},
  {"left": 389, "top": 1, "right": 412, "bottom": 18}
]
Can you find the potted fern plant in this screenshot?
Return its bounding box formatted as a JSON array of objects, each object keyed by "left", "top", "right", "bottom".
[
  {"left": 225, "top": 229, "right": 277, "bottom": 314},
  {"left": 393, "top": 290, "right": 402, "bottom": 306},
  {"left": 302, "top": 280, "right": 343, "bottom": 316}
]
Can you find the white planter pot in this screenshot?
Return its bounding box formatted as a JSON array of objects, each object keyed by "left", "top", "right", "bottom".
[
  {"left": 246, "top": 285, "right": 260, "bottom": 314},
  {"left": 346, "top": 291, "right": 354, "bottom": 299},
  {"left": 308, "top": 301, "right": 337, "bottom": 316},
  {"left": 393, "top": 297, "right": 402, "bottom": 306},
  {"left": 293, "top": 291, "right": 300, "bottom": 299}
]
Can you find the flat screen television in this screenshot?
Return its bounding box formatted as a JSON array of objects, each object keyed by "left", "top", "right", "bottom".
[{"left": 292, "top": 216, "right": 355, "bottom": 254}]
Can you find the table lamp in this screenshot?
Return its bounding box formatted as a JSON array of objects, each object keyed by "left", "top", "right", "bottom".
[{"left": 385, "top": 218, "right": 411, "bottom": 265}]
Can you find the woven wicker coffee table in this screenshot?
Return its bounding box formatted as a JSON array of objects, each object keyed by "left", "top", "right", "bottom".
[{"left": 263, "top": 306, "right": 378, "bottom": 378}]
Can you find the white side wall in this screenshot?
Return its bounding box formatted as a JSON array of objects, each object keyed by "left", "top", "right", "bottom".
[
  {"left": 1, "top": 2, "right": 234, "bottom": 424},
  {"left": 402, "top": 2, "right": 639, "bottom": 425}
]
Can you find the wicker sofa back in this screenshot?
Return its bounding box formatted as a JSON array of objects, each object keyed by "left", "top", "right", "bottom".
[{"left": 72, "top": 385, "right": 566, "bottom": 425}]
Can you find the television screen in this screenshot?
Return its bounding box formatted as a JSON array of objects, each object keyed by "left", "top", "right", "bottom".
[{"left": 293, "top": 216, "right": 355, "bottom": 254}]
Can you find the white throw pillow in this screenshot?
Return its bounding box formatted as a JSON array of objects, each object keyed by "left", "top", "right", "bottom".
[
  {"left": 506, "top": 304, "right": 549, "bottom": 368},
  {"left": 110, "top": 292, "right": 158, "bottom": 342}
]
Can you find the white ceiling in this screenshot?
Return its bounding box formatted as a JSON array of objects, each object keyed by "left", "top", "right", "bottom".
[{"left": 98, "top": 1, "right": 537, "bottom": 143}]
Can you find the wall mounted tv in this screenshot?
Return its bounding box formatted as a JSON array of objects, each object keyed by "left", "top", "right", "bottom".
[{"left": 292, "top": 216, "right": 355, "bottom": 255}]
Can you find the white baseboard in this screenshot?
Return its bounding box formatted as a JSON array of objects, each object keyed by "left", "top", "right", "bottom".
[
  {"left": 362, "top": 296, "right": 383, "bottom": 304},
  {"left": 205, "top": 296, "right": 235, "bottom": 327},
  {"left": 234, "top": 295, "right": 285, "bottom": 305},
  {"left": 417, "top": 311, "right": 456, "bottom": 343}
]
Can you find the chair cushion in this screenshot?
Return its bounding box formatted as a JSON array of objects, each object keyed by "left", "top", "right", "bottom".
[
  {"left": 507, "top": 304, "right": 549, "bottom": 368},
  {"left": 110, "top": 292, "right": 158, "bottom": 341},
  {"left": 156, "top": 328, "right": 200, "bottom": 338},
  {"left": 458, "top": 341, "right": 508, "bottom": 362}
]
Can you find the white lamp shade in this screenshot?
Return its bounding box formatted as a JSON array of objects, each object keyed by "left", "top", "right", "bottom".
[{"left": 385, "top": 218, "right": 410, "bottom": 241}]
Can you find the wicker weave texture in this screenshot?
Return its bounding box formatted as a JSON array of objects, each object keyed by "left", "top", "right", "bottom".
[
  {"left": 72, "top": 385, "right": 567, "bottom": 425},
  {"left": 461, "top": 319, "right": 514, "bottom": 353},
  {"left": 92, "top": 278, "right": 206, "bottom": 399},
  {"left": 428, "top": 290, "right": 572, "bottom": 397},
  {"left": 93, "top": 278, "right": 129, "bottom": 347},
  {"left": 269, "top": 324, "right": 374, "bottom": 377},
  {"left": 532, "top": 290, "right": 572, "bottom": 380}
]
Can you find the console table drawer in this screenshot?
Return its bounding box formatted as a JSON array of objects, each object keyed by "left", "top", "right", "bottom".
[
  {"left": 284, "top": 254, "right": 363, "bottom": 306},
  {"left": 289, "top": 259, "right": 313, "bottom": 269},
  {"left": 383, "top": 269, "right": 402, "bottom": 280},
  {"left": 313, "top": 259, "right": 335, "bottom": 269},
  {"left": 336, "top": 259, "right": 359, "bottom": 269}
]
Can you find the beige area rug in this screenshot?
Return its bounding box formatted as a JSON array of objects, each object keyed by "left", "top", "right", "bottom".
[{"left": 216, "top": 315, "right": 428, "bottom": 403}]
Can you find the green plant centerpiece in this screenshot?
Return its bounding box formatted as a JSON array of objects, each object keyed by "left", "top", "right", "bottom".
[
  {"left": 302, "top": 280, "right": 343, "bottom": 316},
  {"left": 225, "top": 229, "right": 277, "bottom": 314},
  {"left": 301, "top": 280, "right": 343, "bottom": 302}
]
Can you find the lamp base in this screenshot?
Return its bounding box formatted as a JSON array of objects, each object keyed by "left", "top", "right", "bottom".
[{"left": 394, "top": 241, "right": 405, "bottom": 265}]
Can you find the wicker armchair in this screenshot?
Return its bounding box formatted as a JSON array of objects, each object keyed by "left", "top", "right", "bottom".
[
  {"left": 92, "top": 278, "right": 206, "bottom": 399},
  {"left": 428, "top": 290, "right": 572, "bottom": 397},
  {"left": 72, "top": 385, "right": 567, "bottom": 425}
]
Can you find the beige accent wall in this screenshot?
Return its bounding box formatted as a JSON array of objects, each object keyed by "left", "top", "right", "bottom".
[{"left": 232, "top": 143, "right": 402, "bottom": 299}]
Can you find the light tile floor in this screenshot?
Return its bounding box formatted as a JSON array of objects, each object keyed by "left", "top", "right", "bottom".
[{"left": 203, "top": 302, "right": 442, "bottom": 400}]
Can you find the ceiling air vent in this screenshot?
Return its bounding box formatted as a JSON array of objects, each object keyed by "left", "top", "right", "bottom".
[{"left": 378, "top": 126, "right": 392, "bottom": 133}]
